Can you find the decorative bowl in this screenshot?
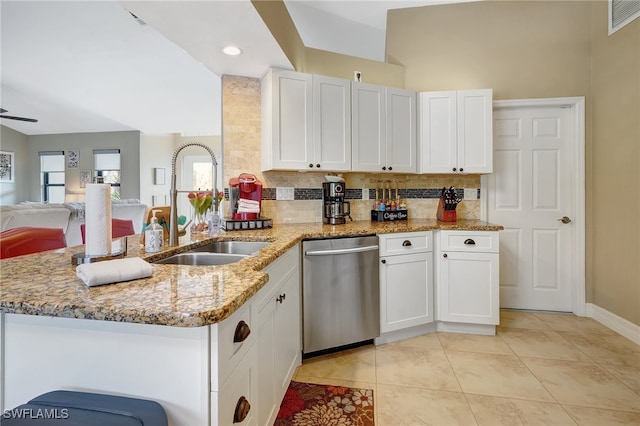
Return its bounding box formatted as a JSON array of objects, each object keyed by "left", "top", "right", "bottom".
[{"left": 324, "top": 175, "right": 345, "bottom": 183}]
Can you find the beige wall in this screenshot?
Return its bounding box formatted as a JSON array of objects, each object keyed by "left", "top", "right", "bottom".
[
  {"left": 589, "top": 2, "right": 640, "bottom": 325},
  {"left": 386, "top": 1, "right": 638, "bottom": 325}
]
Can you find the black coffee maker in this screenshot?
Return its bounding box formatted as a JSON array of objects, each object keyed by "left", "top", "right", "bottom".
[{"left": 322, "top": 182, "right": 352, "bottom": 225}]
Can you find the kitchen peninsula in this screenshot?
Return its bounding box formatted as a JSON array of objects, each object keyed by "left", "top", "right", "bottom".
[{"left": 0, "top": 219, "right": 502, "bottom": 425}]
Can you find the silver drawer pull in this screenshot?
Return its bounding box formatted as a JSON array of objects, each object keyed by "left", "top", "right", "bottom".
[
  {"left": 464, "top": 239, "right": 476, "bottom": 245},
  {"left": 402, "top": 240, "right": 412, "bottom": 247}
]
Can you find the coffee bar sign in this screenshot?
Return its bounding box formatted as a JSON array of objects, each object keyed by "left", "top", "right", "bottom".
[{"left": 371, "top": 209, "right": 408, "bottom": 222}]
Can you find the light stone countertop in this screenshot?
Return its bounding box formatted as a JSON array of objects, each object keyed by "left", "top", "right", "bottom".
[{"left": 0, "top": 219, "right": 502, "bottom": 327}]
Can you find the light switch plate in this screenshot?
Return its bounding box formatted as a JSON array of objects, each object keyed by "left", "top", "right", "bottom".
[
  {"left": 276, "top": 187, "right": 295, "bottom": 201},
  {"left": 464, "top": 188, "right": 478, "bottom": 200},
  {"left": 362, "top": 188, "right": 369, "bottom": 200}
]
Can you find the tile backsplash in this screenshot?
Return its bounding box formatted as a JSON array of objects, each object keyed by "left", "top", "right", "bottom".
[{"left": 222, "top": 75, "right": 481, "bottom": 224}]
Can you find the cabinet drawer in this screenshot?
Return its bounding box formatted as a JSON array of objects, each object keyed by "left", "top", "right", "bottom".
[
  {"left": 440, "top": 231, "right": 498, "bottom": 253},
  {"left": 379, "top": 231, "right": 432, "bottom": 256},
  {"left": 213, "top": 343, "right": 258, "bottom": 426},
  {"left": 211, "top": 300, "right": 255, "bottom": 391}
]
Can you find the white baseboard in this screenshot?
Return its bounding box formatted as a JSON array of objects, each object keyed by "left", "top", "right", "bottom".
[{"left": 586, "top": 303, "right": 640, "bottom": 345}]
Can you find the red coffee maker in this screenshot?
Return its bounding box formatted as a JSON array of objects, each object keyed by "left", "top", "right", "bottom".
[{"left": 229, "top": 173, "right": 262, "bottom": 220}]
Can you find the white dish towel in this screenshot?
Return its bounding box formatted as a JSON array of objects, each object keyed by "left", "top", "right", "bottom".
[
  {"left": 237, "top": 199, "right": 260, "bottom": 213},
  {"left": 76, "top": 257, "right": 153, "bottom": 287}
]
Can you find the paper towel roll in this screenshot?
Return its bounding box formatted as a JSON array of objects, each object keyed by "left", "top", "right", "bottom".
[{"left": 85, "top": 184, "right": 112, "bottom": 256}]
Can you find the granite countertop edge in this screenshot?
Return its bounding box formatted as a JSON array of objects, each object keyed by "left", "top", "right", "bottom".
[{"left": 0, "top": 219, "right": 503, "bottom": 327}]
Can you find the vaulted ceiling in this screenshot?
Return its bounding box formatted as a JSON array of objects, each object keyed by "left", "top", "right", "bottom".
[{"left": 0, "top": 0, "right": 468, "bottom": 136}]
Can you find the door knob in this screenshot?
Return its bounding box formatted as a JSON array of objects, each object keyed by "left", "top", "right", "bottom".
[{"left": 558, "top": 216, "right": 572, "bottom": 224}]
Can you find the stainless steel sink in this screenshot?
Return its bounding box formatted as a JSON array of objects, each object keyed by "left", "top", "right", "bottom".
[
  {"left": 154, "top": 252, "right": 248, "bottom": 266},
  {"left": 188, "top": 241, "right": 270, "bottom": 255},
  {"left": 153, "top": 240, "right": 270, "bottom": 266}
]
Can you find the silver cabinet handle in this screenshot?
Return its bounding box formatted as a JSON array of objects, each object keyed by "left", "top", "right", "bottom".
[{"left": 558, "top": 216, "right": 572, "bottom": 224}]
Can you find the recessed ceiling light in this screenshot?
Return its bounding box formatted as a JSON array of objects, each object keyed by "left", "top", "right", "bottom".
[{"left": 222, "top": 46, "right": 242, "bottom": 56}]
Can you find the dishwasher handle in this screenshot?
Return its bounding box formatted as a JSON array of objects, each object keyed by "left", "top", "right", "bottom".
[{"left": 305, "top": 245, "right": 379, "bottom": 256}]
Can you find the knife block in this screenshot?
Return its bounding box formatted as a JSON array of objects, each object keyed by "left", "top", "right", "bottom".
[{"left": 436, "top": 197, "right": 457, "bottom": 222}]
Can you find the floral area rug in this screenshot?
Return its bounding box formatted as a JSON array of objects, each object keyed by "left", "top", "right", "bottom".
[{"left": 275, "top": 380, "right": 374, "bottom": 426}]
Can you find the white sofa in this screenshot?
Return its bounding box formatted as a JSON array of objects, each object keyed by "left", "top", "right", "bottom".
[{"left": 0, "top": 200, "right": 148, "bottom": 247}]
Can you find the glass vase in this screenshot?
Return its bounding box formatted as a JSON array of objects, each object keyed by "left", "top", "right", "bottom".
[{"left": 191, "top": 208, "right": 209, "bottom": 234}]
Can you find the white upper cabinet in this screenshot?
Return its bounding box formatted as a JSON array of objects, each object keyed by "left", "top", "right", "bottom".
[
  {"left": 352, "top": 83, "right": 417, "bottom": 173},
  {"left": 386, "top": 87, "right": 418, "bottom": 173},
  {"left": 262, "top": 69, "right": 351, "bottom": 171},
  {"left": 312, "top": 75, "right": 352, "bottom": 171},
  {"left": 419, "top": 89, "right": 493, "bottom": 174},
  {"left": 352, "top": 82, "right": 386, "bottom": 172}
]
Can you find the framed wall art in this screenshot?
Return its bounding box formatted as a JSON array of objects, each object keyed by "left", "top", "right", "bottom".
[
  {"left": 154, "top": 168, "right": 165, "bottom": 185},
  {"left": 0, "top": 151, "right": 15, "bottom": 183},
  {"left": 67, "top": 150, "right": 79, "bottom": 168},
  {"left": 80, "top": 170, "right": 92, "bottom": 188}
]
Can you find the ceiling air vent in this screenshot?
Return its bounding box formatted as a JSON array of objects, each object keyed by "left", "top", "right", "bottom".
[
  {"left": 128, "top": 11, "right": 147, "bottom": 26},
  {"left": 609, "top": 0, "right": 640, "bottom": 34}
]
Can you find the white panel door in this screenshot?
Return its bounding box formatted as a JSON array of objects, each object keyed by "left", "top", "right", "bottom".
[
  {"left": 352, "top": 82, "right": 386, "bottom": 172},
  {"left": 380, "top": 252, "right": 433, "bottom": 332},
  {"left": 487, "top": 105, "right": 575, "bottom": 311},
  {"left": 386, "top": 87, "right": 417, "bottom": 173},
  {"left": 273, "top": 71, "right": 313, "bottom": 169},
  {"left": 458, "top": 89, "right": 493, "bottom": 173},
  {"left": 313, "top": 75, "right": 351, "bottom": 171},
  {"left": 418, "top": 91, "right": 457, "bottom": 173}
]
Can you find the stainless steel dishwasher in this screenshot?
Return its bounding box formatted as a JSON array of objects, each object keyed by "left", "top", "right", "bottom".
[{"left": 302, "top": 235, "right": 379, "bottom": 355}]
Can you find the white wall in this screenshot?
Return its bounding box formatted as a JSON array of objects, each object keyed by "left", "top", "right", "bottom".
[
  {"left": 139, "top": 134, "right": 175, "bottom": 208},
  {"left": 139, "top": 133, "right": 222, "bottom": 219},
  {"left": 0, "top": 126, "right": 29, "bottom": 205}
]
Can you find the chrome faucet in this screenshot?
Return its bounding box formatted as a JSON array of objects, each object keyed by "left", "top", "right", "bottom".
[{"left": 169, "top": 142, "right": 218, "bottom": 247}]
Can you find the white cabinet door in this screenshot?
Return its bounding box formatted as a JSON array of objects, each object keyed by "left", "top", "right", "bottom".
[
  {"left": 215, "top": 343, "right": 258, "bottom": 426},
  {"left": 274, "top": 268, "right": 302, "bottom": 399},
  {"left": 386, "top": 87, "right": 417, "bottom": 173},
  {"left": 255, "top": 245, "right": 301, "bottom": 426},
  {"left": 438, "top": 251, "right": 499, "bottom": 324},
  {"left": 313, "top": 75, "right": 351, "bottom": 171},
  {"left": 256, "top": 292, "right": 277, "bottom": 426},
  {"left": 419, "top": 91, "right": 457, "bottom": 173},
  {"left": 419, "top": 89, "right": 493, "bottom": 174},
  {"left": 457, "top": 89, "right": 493, "bottom": 173},
  {"left": 262, "top": 70, "right": 313, "bottom": 171},
  {"left": 352, "top": 82, "right": 386, "bottom": 172},
  {"left": 380, "top": 252, "right": 433, "bottom": 333}
]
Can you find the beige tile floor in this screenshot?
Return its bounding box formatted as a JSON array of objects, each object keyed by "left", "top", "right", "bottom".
[{"left": 293, "top": 310, "right": 640, "bottom": 425}]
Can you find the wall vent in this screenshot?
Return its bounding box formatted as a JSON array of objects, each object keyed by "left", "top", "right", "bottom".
[{"left": 609, "top": 0, "right": 640, "bottom": 35}]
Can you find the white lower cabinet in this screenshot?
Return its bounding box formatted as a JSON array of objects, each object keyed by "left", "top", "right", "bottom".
[
  {"left": 1, "top": 246, "right": 302, "bottom": 426},
  {"left": 214, "top": 343, "right": 258, "bottom": 426},
  {"left": 254, "top": 245, "right": 302, "bottom": 426},
  {"left": 437, "top": 231, "right": 500, "bottom": 325},
  {"left": 379, "top": 232, "right": 433, "bottom": 333},
  {"left": 377, "top": 230, "right": 500, "bottom": 341}
]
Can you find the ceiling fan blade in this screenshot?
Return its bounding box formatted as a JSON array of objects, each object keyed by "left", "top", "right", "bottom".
[{"left": 0, "top": 114, "right": 38, "bottom": 123}]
